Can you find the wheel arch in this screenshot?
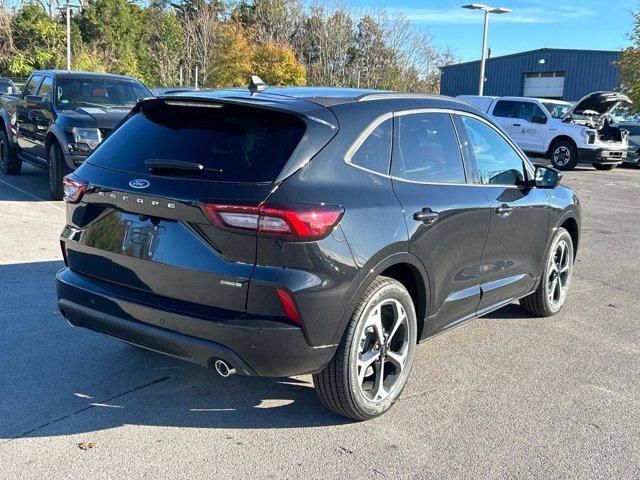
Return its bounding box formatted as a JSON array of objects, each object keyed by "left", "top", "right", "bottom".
[
  {"left": 0, "top": 111, "right": 16, "bottom": 148},
  {"left": 332, "top": 252, "right": 431, "bottom": 344},
  {"left": 547, "top": 135, "right": 577, "bottom": 155},
  {"left": 559, "top": 215, "right": 579, "bottom": 258}
]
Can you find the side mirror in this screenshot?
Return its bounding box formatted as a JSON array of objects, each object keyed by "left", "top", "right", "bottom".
[
  {"left": 532, "top": 114, "right": 547, "bottom": 125},
  {"left": 26, "top": 95, "right": 50, "bottom": 109},
  {"left": 534, "top": 165, "right": 561, "bottom": 188}
]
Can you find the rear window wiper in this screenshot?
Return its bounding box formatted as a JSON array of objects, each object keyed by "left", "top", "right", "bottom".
[{"left": 145, "top": 159, "right": 223, "bottom": 174}]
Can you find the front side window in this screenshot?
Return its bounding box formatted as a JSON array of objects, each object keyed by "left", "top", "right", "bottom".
[
  {"left": 22, "top": 75, "right": 43, "bottom": 97},
  {"left": 349, "top": 118, "right": 392, "bottom": 174},
  {"left": 514, "top": 102, "right": 546, "bottom": 123},
  {"left": 459, "top": 115, "right": 525, "bottom": 186},
  {"left": 37, "top": 76, "right": 54, "bottom": 102},
  {"left": 392, "top": 112, "right": 466, "bottom": 184}
]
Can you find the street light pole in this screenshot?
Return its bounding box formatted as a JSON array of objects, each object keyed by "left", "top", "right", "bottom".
[
  {"left": 66, "top": 4, "right": 71, "bottom": 70},
  {"left": 59, "top": 3, "right": 82, "bottom": 71},
  {"left": 462, "top": 4, "right": 512, "bottom": 96},
  {"left": 478, "top": 9, "right": 489, "bottom": 96}
]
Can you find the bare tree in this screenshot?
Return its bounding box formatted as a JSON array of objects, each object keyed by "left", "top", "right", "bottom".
[
  {"left": 251, "top": 0, "right": 303, "bottom": 45},
  {"left": 181, "top": 3, "right": 219, "bottom": 85}
]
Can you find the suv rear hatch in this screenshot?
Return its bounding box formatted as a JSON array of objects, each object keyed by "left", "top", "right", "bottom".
[{"left": 62, "top": 95, "right": 338, "bottom": 315}]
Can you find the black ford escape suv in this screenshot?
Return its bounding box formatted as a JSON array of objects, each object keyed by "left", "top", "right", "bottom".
[{"left": 57, "top": 84, "right": 581, "bottom": 420}]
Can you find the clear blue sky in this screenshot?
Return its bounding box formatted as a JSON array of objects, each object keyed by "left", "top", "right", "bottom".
[{"left": 359, "top": 0, "right": 637, "bottom": 61}]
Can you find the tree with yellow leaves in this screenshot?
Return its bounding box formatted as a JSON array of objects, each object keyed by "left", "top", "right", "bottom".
[{"left": 253, "top": 43, "right": 306, "bottom": 86}]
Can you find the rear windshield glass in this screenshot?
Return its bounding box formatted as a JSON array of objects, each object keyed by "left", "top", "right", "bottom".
[{"left": 87, "top": 100, "right": 307, "bottom": 182}]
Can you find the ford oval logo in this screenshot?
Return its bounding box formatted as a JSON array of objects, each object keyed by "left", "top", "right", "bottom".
[{"left": 129, "top": 179, "right": 150, "bottom": 189}]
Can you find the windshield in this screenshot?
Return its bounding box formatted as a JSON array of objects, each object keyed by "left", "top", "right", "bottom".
[
  {"left": 541, "top": 102, "right": 572, "bottom": 119},
  {"left": 611, "top": 106, "right": 640, "bottom": 123},
  {"left": 87, "top": 100, "right": 307, "bottom": 182},
  {"left": 55, "top": 77, "right": 150, "bottom": 109},
  {"left": 620, "top": 124, "right": 640, "bottom": 135}
]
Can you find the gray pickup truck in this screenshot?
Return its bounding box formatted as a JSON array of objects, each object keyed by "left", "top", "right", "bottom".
[{"left": 0, "top": 70, "right": 150, "bottom": 199}]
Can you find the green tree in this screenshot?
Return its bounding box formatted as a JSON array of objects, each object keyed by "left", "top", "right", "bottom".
[
  {"left": 619, "top": 10, "right": 640, "bottom": 110},
  {"left": 8, "top": 3, "right": 65, "bottom": 75},
  {"left": 74, "top": 0, "right": 149, "bottom": 81},
  {"left": 147, "top": 9, "right": 185, "bottom": 86}
]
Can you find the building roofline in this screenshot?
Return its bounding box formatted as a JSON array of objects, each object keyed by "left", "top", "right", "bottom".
[{"left": 440, "top": 47, "right": 621, "bottom": 71}]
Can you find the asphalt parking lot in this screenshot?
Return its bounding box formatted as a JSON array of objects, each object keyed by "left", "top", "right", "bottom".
[{"left": 0, "top": 163, "right": 639, "bottom": 479}]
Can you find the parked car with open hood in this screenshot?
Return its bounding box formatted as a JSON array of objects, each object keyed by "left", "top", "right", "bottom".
[
  {"left": 0, "top": 77, "right": 19, "bottom": 95},
  {"left": 459, "top": 91, "right": 631, "bottom": 171},
  {"left": 56, "top": 80, "right": 581, "bottom": 420},
  {"left": 617, "top": 122, "right": 640, "bottom": 167},
  {"left": 0, "top": 70, "right": 151, "bottom": 199}
]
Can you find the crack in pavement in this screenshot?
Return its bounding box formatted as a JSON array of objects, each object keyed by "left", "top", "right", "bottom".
[{"left": 2, "top": 376, "right": 170, "bottom": 444}]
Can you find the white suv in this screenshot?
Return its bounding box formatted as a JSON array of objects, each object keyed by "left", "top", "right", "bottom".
[{"left": 459, "top": 92, "right": 630, "bottom": 170}]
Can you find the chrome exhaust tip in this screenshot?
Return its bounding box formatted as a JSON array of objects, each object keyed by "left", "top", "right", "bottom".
[{"left": 214, "top": 359, "right": 236, "bottom": 378}]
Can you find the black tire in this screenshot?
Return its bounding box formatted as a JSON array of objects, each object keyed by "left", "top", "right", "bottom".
[
  {"left": 549, "top": 140, "right": 578, "bottom": 170},
  {"left": 592, "top": 163, "right": 616, "bottom": 171},
  {"left": 520, "top": 227, "right": 574, "bottom": 317},
  {"left": 0, "top": 129, "right": 21, "bottom": 175},
  {"left": 48, "top": 141, "right": 70, "bottom": 201},
  {"left": 313, "top": 276, "right": 417, "bottom": 420}
]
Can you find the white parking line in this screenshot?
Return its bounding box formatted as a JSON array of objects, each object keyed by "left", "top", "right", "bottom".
[{"left": 0, "top": 177, "right": 65, "bottom": 213}]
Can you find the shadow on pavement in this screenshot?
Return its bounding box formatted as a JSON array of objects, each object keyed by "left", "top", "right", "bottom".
[
  {"left": 0, "top": 163, "right": 54, "bottom": 202},
  {"left": 0, "top": 260, "right": 350, "bottom": 441}
]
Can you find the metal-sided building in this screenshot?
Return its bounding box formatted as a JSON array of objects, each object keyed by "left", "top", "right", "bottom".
[{"left": 439, "top": 48, "right": 621, "bottom": 101}]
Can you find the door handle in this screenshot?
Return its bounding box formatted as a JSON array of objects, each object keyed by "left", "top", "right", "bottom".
[
  {"left": 495, "top": 204, "right": 513, "bottom": 216},
  {"left": 513, "top": 123, "right": 522, "bottom": 127},
  {"left": 413, "top": 208, "right": 439, "bottom": 225}
]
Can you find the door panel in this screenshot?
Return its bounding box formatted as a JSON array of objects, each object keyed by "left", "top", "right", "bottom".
[
  {"left": 477, "top": 186, "right": 550, "bottom": 311},
  {"left": 391, "top": 112, "right": 491, "bottom": 336},
  {"left": 454, "top": 113, "right": 550, "bottom": 312},
  {"left": 394, "top": 182, "right": 490, "bottom": 332},
  {"left": 15, "top": 74, "right": 43, "bottom": 157},
  {"left": 32, "top": 75, "right": 54, "bottom": 160}
]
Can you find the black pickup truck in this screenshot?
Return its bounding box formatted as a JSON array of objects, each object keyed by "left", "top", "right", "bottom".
[{"left": 0, "top": 70, "right": 151, "bottom": 199}]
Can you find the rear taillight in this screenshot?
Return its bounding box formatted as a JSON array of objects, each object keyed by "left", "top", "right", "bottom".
[
  {"left": 201, "top": 203, "right": 344, "bottom": 241},
  {"left": 62, "top": 175, "right": 87, "bottom": 203}
]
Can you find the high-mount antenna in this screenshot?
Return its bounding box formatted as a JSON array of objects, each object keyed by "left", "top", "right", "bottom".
[{"left": 249, "top": 75, "right": 268, "bottom": 95}]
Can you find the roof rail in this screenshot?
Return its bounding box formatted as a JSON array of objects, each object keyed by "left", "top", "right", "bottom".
[{"left": 357, "top": 92, "right": 442, "bottom": 102}]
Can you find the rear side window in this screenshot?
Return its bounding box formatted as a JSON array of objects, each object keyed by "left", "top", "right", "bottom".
[
  {"left": 492, "top": 100, "right": 518, "bottom": 118},
  {"left": 392, "top": 112, "right": 466, "bottom": 184},
  {"left": 87, "top": 100, "right": 307, "bottom": 183},
  {"left": 349, "top": 118, "right": 392, "bottom": 174}
]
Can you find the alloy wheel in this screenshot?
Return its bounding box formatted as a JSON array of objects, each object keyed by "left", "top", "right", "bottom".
[
  {"left": 553, "top": 146, "right": 570, "bottom": 166},
  {"left": 546, "top": 239, "right": 572, "bottom": 308},
  {"left": 357, "top": 298, "right": 410, "bottom": 402}
]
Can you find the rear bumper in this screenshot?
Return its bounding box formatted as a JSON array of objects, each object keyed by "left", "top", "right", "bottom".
[
  {"left": 56, "top": 268, "right": 336, "bottom": 377},
  {"left": 578, "top": 146, "right": 626, "bottom": 164}
]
